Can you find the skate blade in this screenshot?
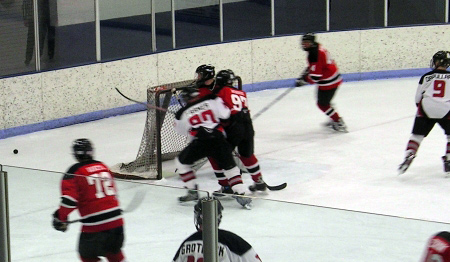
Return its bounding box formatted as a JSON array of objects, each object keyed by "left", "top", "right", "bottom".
[{"left": 243, "top": 203, "right": 252, "bottom": 210}]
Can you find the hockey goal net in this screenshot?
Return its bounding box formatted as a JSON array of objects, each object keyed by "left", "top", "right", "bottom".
[{"left": 110, "top": 80, "right": 194, "bottom": 180}]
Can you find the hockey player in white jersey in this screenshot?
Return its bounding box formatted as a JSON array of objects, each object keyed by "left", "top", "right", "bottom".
[
  {"left": 174, "top": 86, "right": 252, "bottom": 208},
  {"left": 399, "top": 50, "right": 450, "bottom": 175},
  {"left": 172, "top": 197, "right": 262, "bottom": 262}
]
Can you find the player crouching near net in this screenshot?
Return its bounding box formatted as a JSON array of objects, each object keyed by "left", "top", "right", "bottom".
[
  {"left": 193, "top": 66, "right": 268, "bottom": 196},
  {"left": 174, "top": 86, "right": 252, "bottom": 209},
  {"left": 211, "top": 69, "right": 268, "bottom": 195}
]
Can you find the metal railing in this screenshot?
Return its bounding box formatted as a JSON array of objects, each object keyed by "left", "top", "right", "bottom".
[{"left": 0, "top": 165, "right": 10, "bottom": 262}]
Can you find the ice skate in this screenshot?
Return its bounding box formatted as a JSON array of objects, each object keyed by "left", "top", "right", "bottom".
[
  {"left": 398, "top": 153, "right": 415, "bottom": 175},
  {"left": 248, "top": 177, "right": 267, "bottom": 192},
  {"left": 322, "top": 120, "right": 334, "bottom": 128},
  {"left": 178, "top": 186, "right": 199, "bottom": 202},
  {"left": 330, "top": 118, "right": 348, "bottom": 133},
  {"left": 442, "top": 156, "right": 450, "bottom": 178},
  {"left": 212, "top": 186, "right": 234, "bottom": 198},
  {"left": 233, "top": 193, "right": 252, "bottom": 209}
]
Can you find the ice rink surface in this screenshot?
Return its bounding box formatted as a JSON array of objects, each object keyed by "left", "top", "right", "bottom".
[{"left": 1, "top": 77, "right": 449, "bottom": 261}]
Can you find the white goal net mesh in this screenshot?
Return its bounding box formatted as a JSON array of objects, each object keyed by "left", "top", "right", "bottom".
[{"left": 110, "top": 80, "right": 194, "bottom": 179}]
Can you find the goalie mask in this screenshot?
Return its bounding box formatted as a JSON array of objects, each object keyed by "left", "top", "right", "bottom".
[
  {"left": 430, "top": 51, "right": 450, "bottom": 69},
  {"left": 195, "top": 64, "right": 215, "bottom": 86},
  {"left": 72, "top": 138, "right": 94, "bottom": 162},
  {"left": 215, "top": 69, "right": 236, "bottom": 90},
  {"left": 194, "top": 197, "right": 223, "bottom": 231}
]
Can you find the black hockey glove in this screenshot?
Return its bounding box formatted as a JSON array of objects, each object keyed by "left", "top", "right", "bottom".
[
  {"left": 295, "top": 72, "right": 308, "bottom": 87},
  {"left": 296, "top": 68, "right": 309, "bottom": 87},
  {"left": 52, "top": 210, "right": 68, "bottom": 232},
  {"left": 295, "top": 78, "right": 308, "bottom": 87},
  {"left": 195, "top": 126, "right": 221, "bottom": 140}
]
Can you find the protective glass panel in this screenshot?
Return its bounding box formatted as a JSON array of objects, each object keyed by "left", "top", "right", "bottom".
[
  {"left": 388, "top": 0, "right": 446, "bottom": 26},
  {"left": 154, "top": 0, "right": 173, "bottom": 52},
  {"left": 275, "top": 0, "right": 326, "bottom": 35},
  {"left": 3, "top": 164, "right": 449, "bottom": 261},
  {"left": 174, "top": 0, "right": 220, "bottom": 49},
  {"left": 45, "top": 0, "right": 96, "bottom": 68},
  {"left": 223, "top": 0, "right": 271, "bottom": 41},
  {"left": 0, "top": 0, "right": 43, "bottom": 76},
  {"left": 99, "top": 0, "right": 152, "bottom": 61},
  {"left": 330, "top": 0, "right": 385, "bottom": 30}
]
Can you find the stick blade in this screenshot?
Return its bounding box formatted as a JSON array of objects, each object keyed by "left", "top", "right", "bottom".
[
  {"left": 266, "top": 182, "right": 287, "bottom": 191},
  {"left": 123, "top": 189, "right": 147, "bottom": 213}
]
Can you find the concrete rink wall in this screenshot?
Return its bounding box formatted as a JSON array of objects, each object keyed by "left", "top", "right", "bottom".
[{"left": 1, "top": 24, "right": 449, "bottom": 137}]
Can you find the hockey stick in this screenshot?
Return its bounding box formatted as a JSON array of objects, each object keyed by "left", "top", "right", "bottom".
[
  {"left": 115, "top": 88, "right": 176, "bottom": 114},
  {"left": 252, "top": 86, "right": 297, "bottom": 120},
  {"left": 232, "top": 151, "right": 286, "bottom": 190},
  {"left": 68, "top": 189, "right": 147, "bottom": 224},
  {"left": 248, "top": 182, "right": 287, "bottom": 192},
  {"left": 266, "top": 182, "right": 287, "bottom": 191}
]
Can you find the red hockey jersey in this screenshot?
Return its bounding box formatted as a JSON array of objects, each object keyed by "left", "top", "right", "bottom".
[
  {"left": 421, "top": 232, "right": 450, "bottom": 262},
  {"left": 215, "top": 86, "right": 249, "bottom": 115},
  {"left": 305, "top": 44, "right": 343, "bottom": 90},
  {"left": 58, "top": 160, "right": 124, "bottom": 233}
]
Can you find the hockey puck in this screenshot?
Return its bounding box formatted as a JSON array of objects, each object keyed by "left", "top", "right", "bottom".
[{"left": 13, "top": 149, "right": 18, "bottom": 154}]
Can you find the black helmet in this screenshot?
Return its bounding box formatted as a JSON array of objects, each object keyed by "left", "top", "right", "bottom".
[
  {"left": 431, "top": 51, "right": 450, "bottom": 69},
  {"left": 72, "top": 138, "right": 94, "bottom": 162},
  {"left": 194, "top": 197, "right": 223, "bottom": 231},
  {"left": 195, "top": 64, "right": 215, "bottom": 85},
  {"left": 215, "top": 69, "right": 236, "bottom": 88},
  {"left": 301, "top": 33, "right": 317, "bottom": 51},
  {"left": 302, "top": 32, "right": 316, "bottom": 43},
  {"left": 180, "top": 86, "right": 200, "bottom": 104}
]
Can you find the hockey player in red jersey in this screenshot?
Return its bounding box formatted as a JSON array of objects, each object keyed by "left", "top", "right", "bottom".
[
  {"left": 296, "top": 32, "right": 347, "bottom": 132},
  {"left": 174, "top": 86, "right": 252, "bottom": 208},
  {"left": 398, "top": 51, "right": 450, "bottom": 175},
  {"left": 421, "top": 231, "right": 450, "bottom": 262},
  {"left": 191, "top": 65, "right": 256, "bottom": 196},
  {"left": 194, "top": 64, "right": 215, "bottom": 98},
  {"left": 211, "top": 69, "right": 268, "bottom": 194},
  {"left": 172, "top": 197, "right": 262, "bottom": 262},
  {"left": 52, "top": 138, "right": 126, "bottom": 262}
]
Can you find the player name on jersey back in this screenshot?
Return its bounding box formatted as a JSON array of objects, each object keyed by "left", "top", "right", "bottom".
[
  {"left": 425, "top": 73, "right": 450, "bottom": 82},
  {"left": 85, "top": 164, "right": 107, "bottom": 173},
  {"left": 179, "top": 242, "right": 226, "bottom": 257},
  {"left": 187, "top": 103, "right": 211, "bottom": 115}
]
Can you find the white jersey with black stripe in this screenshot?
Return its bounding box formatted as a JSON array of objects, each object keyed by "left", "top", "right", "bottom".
[{"left": 172, "top": 229, "right": 262, "bottom": 262}]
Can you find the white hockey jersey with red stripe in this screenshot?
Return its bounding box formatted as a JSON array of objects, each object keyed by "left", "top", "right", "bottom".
[
  {"left": 305, "top": 44, "right": 343, "bottom": 90},
  {"left": 415, "top": 69, "right": 450, "bottom": 118},
  {"left": 174, "top": 95, "right": 230, "bottom": 138}
]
